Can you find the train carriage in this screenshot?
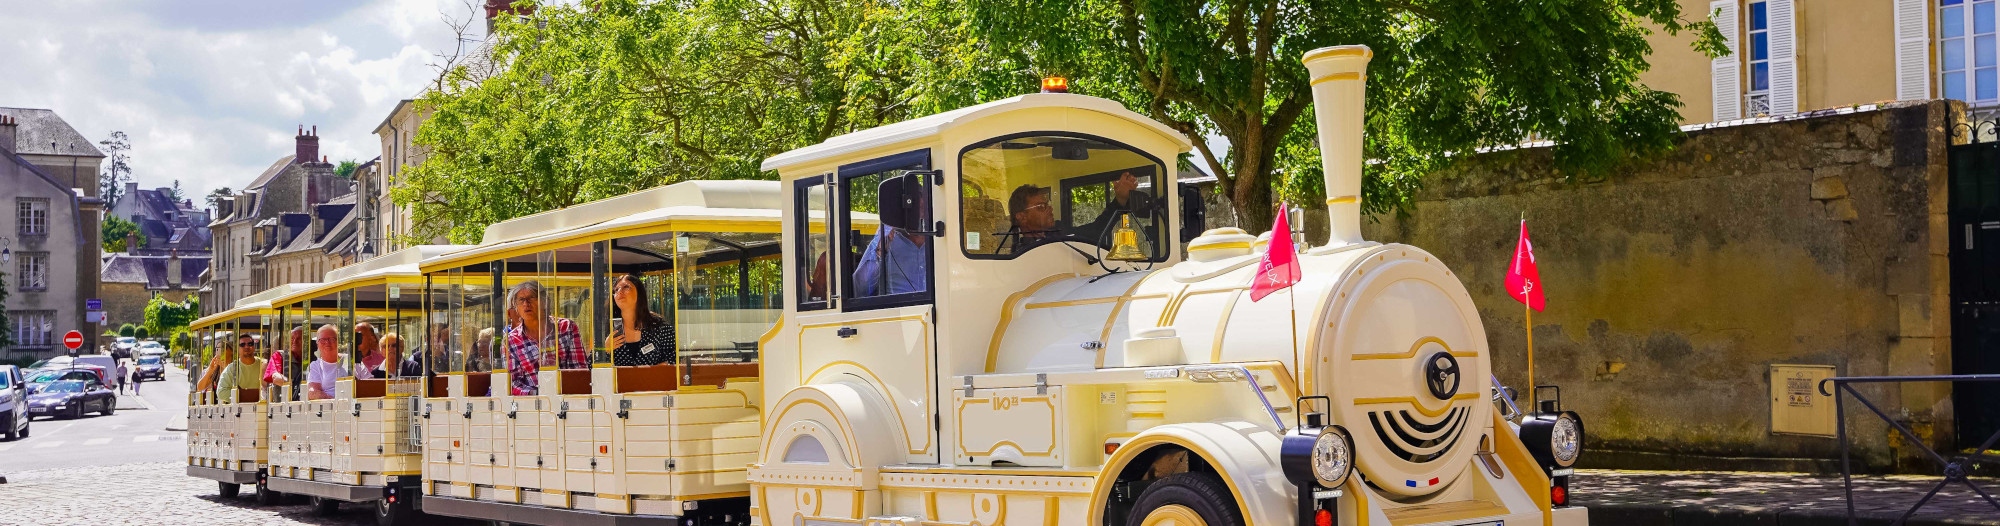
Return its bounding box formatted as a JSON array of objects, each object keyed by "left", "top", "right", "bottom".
[
  {"left": 186, "top": 282, "right": 318, "bottom": 503},
  {"left": 259, "top": 244, "right": 467, "bottom": 523},
  {"left": 747, "top": 46, "right": 1589, "bottom": 526},
  {"left": 412, "top": 179, "right": 789, "bottom": 525}
]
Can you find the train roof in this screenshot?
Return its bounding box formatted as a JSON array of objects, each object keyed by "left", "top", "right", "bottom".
[
  {"left": 759, "top": 93, "right": 1190, "bottom": 174},
  {"left": 418, "top": 180, "right": 788, "bottom": 273}
]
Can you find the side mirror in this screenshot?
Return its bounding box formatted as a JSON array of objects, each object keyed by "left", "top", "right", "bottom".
[
  {"left": 1178, "top": 182, "right": 1206, "bottom": 243},
  {"left": 877, "top": 171, "right": 943, "bottom": 235}
]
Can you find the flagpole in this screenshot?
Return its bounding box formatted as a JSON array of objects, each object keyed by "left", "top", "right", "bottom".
[{"left": 1521, "top": 210, "right": 1535, "bottom": 397}]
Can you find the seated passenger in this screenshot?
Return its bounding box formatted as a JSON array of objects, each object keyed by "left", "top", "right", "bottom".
[
  {"left": 505, "top": 280, "right": 584, "bottom": 395},
  {"left": 265, "top": 327, "right": 306, "bottom": 386},
  {"left": 305, "top": 325, "right": 343, "bottom": 400},
  {"left": 470, "top": 327, "right": 496, "bottom": 372},
  {"left": 381, "top": 333, "right": 422, "bottom": 378},
  {"left": 353, "top": 322, "right": 384, "bottom": 379},
  {"left": 605, "top": 274, "right": 676, "bottom": 367},
  {"left": 195, "top": 334, "right": 267, "bottom": 400}
]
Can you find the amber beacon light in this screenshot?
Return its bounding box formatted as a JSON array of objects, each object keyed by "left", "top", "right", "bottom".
[{"left": 1040, "top": 75, "right": 1069, "bottom": 93}]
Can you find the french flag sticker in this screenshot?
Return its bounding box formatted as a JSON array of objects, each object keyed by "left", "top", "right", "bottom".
[{"left": 1404, "top": 477, "right": 1441, "bottom": 488}]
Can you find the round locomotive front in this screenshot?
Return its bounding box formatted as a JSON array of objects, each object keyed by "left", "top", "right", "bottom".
[{"left": 1314, "top": 245, "right": 1492, "bottom": 499}]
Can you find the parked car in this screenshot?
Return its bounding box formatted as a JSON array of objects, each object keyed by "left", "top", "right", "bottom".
[
  {"left": 114, "top": 336, "right": 137, "bottom": 353},
  {"left": 71, "top": 355, "right": 117, "bottom": 382},
  {"left": 0, "top": 365, "right": 27, "bottom": 440},
  {"left": 26, "top": 380, "right": 115, "bottom": 420},
  {"left": 134, "top": 355, "right": 167, "bottom": 382},
  {"left": 28, "top": 366, "right": 113, "bottom": 391},
  {"left": 24, "top": 355, "right": 73, "bottom": 376}
]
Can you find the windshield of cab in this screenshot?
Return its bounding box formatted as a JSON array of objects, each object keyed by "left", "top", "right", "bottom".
[{"left": 958, "top": 134, "right": 1167, "bottom": 261}]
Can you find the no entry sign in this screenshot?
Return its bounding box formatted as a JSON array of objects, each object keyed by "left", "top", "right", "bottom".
[{"left": 63, "top": 330, "right": 84, "bottom": 350}]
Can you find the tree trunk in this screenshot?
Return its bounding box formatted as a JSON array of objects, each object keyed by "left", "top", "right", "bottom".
[{"left": 1230, "top": 173, "right": 1273, "bottom": 234}]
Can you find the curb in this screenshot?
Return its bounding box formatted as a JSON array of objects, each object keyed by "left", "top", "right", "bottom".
[
  {"left": 1586, "top": 502, "right": 2000, "bottom": 526},
  {"left": 166, "top": 412, "right": 187, "bottom": 432}
]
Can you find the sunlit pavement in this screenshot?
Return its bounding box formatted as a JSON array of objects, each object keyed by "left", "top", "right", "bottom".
[{"left": 1577, "top": 468, "right": 2000, "bottom": 525}]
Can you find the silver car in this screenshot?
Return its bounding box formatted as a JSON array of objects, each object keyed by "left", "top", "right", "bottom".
[{"left": 0, "top": 365, "right": 28, "bottom": 440}]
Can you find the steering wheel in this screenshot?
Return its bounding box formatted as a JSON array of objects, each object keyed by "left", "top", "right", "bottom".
[{"left": 1425, "top": 352, "right": 1462, "bottom": 401}]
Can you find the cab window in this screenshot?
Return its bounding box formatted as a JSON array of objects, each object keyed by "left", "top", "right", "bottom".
[
  {"left": 794, "top": 177, "right": 832, "bottom": 312},
  {"left": 958, "top": 134, "right": 1167, "bottom": 260},
  {"left": 838, "top": 150, "right": 933, "bottom": 311}
]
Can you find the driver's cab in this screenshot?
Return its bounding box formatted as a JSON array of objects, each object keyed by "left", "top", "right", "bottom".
[{"left": 764, "top": 92, "right": 1195, "bottom": 464}]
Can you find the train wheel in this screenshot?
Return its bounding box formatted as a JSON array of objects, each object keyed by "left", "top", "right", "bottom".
[
  {"left": 1127, "top": 473, "right": 1242, "bottom": 526},
  {"left": 254, "top": 481, "right": 281, "bottom": 505},
  {"left": 218, "top": 482, "right": 241, "bottom": 498},
  {"left": 310, "top": 496, "right": 341, "bottom": 515},
  {"left": 375, "top": 496, "right": 416, "bottom": 526}
]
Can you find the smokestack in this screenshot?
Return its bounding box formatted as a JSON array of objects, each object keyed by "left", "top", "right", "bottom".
[{"left": 1302, "top": 45, "right": 1372, "bottom": 247}]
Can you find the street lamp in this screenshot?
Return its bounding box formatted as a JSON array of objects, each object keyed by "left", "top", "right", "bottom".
[{"left": 1, "top": 236, "right": 11, "bottom": 262}]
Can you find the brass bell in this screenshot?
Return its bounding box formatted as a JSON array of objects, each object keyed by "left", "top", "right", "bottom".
[{"left": 1106, "top": 214, "right": 1148, "bottom": 261}]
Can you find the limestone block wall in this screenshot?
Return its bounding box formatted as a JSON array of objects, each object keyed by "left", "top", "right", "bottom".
[{"left": 1355, "top": 101, "right": 1956, "bottom": 472}]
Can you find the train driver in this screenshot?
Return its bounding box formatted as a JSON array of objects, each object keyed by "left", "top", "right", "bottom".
[{"left": 504, "top": 280, "right": 585, "bottom": 395}]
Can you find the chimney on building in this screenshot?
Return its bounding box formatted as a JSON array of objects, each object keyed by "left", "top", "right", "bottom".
[
  {"left": 0, "top": 115, "right": 16, "bottom": 155},
  {"left": 167, "top": 250, "right": 182, "bottom": 288},
  {"left": 127, "top": 231, "right": 140, "bottom": 254},
  {"left": 296, "top": 125, "right": 320, "bottom": 165},
  {"left": 485, "top": 0, "right": 536, "bottom": 34}
]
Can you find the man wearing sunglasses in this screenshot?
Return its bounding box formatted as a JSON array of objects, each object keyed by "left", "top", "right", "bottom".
[{"left": 194, "top": 333, "right": 267, "bottom": 402}]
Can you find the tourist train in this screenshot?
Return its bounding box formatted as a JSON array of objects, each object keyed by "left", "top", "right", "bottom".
[{"left": 187, "top": 45, "right": 1588, "bottom": 526}]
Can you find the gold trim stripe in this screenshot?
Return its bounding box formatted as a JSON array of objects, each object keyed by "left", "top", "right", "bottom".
[
  {"left": 1353, "top": 393, "right": 1480, "bottom": 418},
  {"left": 1326, "top": 196, "right": 1360, "bottom": 205},
  {"left": 1350, "top": 336, "right": 1478, "bottom": 361},
  {"left": 1303, "top": 46, "right": 1373, "bottom": 62},
  {"left": 1188, "top": 242, "right": 1251, "bottom": 252},
  {"left": 1310, "top": 72, "right": 1365, "bottom": 86}
]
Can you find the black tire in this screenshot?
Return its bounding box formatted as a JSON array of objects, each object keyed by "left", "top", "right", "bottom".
[
  {"left": 311, "top": 496, "right": 341, "bottom": 515},
  {"left": 18, "top": 419, "right": 26, "bottom": 438},
  {"left": 70, "top": 406, "right": 84, "bottom": 419},
  {"left": 101, "top": 399, "right": 115, "bottom": 416},
  {"left": 1126, "top": 472, "right": 1244, "bottom": 526},
  {"left": 255, "top": 481, "right": 282, "bottom": 505},
  {"left": 375, "top": 495, "right": 417, "bottom": 526},
  {"left": 218, "top": 482, "right": 241, "bottom": 498}
]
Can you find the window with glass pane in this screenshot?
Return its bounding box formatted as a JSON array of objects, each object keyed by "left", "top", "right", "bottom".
[
  {"left": 795, "top": 178, "right": 832, "bottom": 311},
  {"left": 16, "top": 198, "right": 47, "bottom": 236},
  {"left": 605, "top": 232, "right": 681, "bottom": 369},
  {"left": 1942, "top": 0, "right": 2000, "bottom": 104},
  {"left": 839, "top": 150, "right": 933, "bottom": 309},
  {"left": 1746, "top": 1, "right": 1771, "bottom": 115},
  {"left": 672, "top": 231, "right": 780, "bottom": 384},
  {"left": 959, "top": 134, "right": 1168, "bottom": 261},
  {"left": 17, "top": 252, "right": 47, "bottom": 291}
]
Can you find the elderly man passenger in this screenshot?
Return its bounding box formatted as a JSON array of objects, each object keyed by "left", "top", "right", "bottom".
[{"left": 304, "top": 325, "right": 344, "bottom": 400}]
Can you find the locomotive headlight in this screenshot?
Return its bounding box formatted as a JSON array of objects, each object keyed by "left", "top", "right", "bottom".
[
  {"left": 1281, "top": 424, "right": 1354, "bottom": 489},
  {"left": 1310, "top": 427, "right": 1354, "bottom": 487},
  {"left": 1520, "top": 411, "right": 1585, "bottom": 469}
]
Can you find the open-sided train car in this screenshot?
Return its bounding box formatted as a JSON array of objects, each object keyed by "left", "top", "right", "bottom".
[
  {"left": 186, "top": 282, "right": 318, "bottom": 503},
  {"left": 260, "top": 244, "right": 466, "bottom": 523},
  {"left": 413, "top": 179, "right": 788, "bottom": 525},
  {"left": 747, "top": 45, "right": 1588, "bottom": 526}
]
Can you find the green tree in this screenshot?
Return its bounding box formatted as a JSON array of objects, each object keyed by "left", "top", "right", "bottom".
[
  {"left": 955, "top": 0, "right": 1726, "bottom": 229},
  {"left": 99, "top": 131, "right": 132, "bottom": 205},
  {"left": 396, "top": 0, "right": 938, "bottom": 242},
  {"left": 0, "top": 270, "right": 13, "bottom": 351},
  {"left": 102, "top": 215, "right": 142, "bottom": 253},
  {"left": 134, "top": 326, "right": 150, "bottom": 340},
  {"left": 205, "top": 186, "right": 233, "bottom": 213},
  {"left": 335, "top": 159, "right": 360, "bottom": 179},
  {"left": 141, "top": 294, "right": 200, "bottom": 341},
  {"left": 118, "top": 323, "right": 137, "bottom": 338},
  {"left": 167, "top": 180, "right": 187, "bottom": 204}
]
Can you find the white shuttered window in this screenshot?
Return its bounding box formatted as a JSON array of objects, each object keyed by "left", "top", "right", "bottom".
[
  {"left": 1899, "top": 0, "right": 1933, "bottom": 100},
  {"left": 1766, "top": 0, "right": 1798, "bottom": 115},
  {"left": 1712, "top": 0, "right": 1742, "bottom": 121}
]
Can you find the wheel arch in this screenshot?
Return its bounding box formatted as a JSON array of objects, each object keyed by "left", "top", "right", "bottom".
[{"left": 1089, "top": 422, "right": 1292, "bottom": 526}]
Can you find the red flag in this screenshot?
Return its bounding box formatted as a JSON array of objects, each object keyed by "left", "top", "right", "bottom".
[
  {"left": 1250, "top": 205, "right": 1301, "bottom": 302},
  {"left": 1506, "top": 219, "right": 1545, "bottom": 312}
]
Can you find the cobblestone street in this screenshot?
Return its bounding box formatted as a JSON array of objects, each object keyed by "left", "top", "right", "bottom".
[
  {"left": 0, "top": 462, "right": 383, "bottom": 525},
  {"left": 1577, "top": 469, "right": 2000, "bottom": 525}
]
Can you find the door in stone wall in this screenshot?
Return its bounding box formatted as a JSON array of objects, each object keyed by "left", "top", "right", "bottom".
[{"left": 1948, "top": 136, "right": 2000, "bottom": 449}]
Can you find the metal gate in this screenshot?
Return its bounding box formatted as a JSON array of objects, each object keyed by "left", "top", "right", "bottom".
[{"left": 1948, "top": 118, "right": 2000, "bottom": 448}]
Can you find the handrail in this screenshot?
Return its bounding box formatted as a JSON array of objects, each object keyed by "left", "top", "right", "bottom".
[
  {"left": 1491, "top": 376, "right": 1522, "bottom": 421},
  {"left": 1817, "top": 374, "right": 2000, "bottom": 525},
  {"left": 1181, "top": 364, "right": 1288, "bottom": 433}
]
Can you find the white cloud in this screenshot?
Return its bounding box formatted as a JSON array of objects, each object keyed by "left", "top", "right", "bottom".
[{"left": 0, "top": 0, "right": 485, "bottom": 205}]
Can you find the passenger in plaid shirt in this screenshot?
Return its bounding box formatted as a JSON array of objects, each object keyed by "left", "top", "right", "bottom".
[{"left": 505, "top": 280, "right": 586, "bottom": 395}]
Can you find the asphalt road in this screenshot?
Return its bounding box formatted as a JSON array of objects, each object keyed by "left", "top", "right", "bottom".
[{"left": 0, "top": 364, "right": 191, "bottom": 472}]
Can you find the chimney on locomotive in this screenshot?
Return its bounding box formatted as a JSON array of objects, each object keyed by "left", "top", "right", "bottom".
[{"left": 1302, "top": 45, "right": 1372, "bottom": 247}]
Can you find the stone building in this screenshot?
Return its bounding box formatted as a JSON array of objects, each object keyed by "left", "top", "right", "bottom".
[
  {"left": 0, "top": 108, "right": 103, "bottom": 358},
  {"left": 98, "top": 251, "right": 206, "bottom": 329},
  {"left": 200, "top": 127, "right": 354, "bottom": 315},
  {"left": 108, "top": 182, "right": 212, "bottom": 254}
]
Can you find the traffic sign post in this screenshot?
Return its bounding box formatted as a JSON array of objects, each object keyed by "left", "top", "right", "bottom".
[{"left": 63, "top": 330, "right": 84, "bottom": 350}]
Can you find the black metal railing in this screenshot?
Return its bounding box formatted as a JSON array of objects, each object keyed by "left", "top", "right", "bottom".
[{"left": 1819, "top": 374, "right": 2000, "bottom": 525}]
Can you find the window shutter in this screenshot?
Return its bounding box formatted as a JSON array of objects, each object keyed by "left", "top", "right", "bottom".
[
  {"left": 1894, "top": 0, "right": 1931, "bottom": 100},
  {"left": 1712, "top": 0, "right": 1742, "bottom": 121},
  {"left": 1768, "top": 0, "right": 1798, "bottom": 114}
]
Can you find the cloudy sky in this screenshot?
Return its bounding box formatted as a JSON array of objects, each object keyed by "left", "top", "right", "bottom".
[{"left": 0, "top": 0, "right": 495, "bottom": 205}]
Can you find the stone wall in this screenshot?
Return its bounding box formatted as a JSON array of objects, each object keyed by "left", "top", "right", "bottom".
[{"left": 1351, "top": 101, "right": 1955, "bottom": 471}]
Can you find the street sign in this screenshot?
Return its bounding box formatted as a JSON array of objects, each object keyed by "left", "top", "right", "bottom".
[
  {"left": 85, "top": 299, "right": 102, "bottom": 310},
  {"left": 86, "top": 311, "right": 104, "bottom": 323},
  {"left": 63, "top": 330, "right": 85, "bottom": 350}
]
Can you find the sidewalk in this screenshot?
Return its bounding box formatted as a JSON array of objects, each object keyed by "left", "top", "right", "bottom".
[{"left": 1577, "top": 469, "right": 2000, "bottom": 525}]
